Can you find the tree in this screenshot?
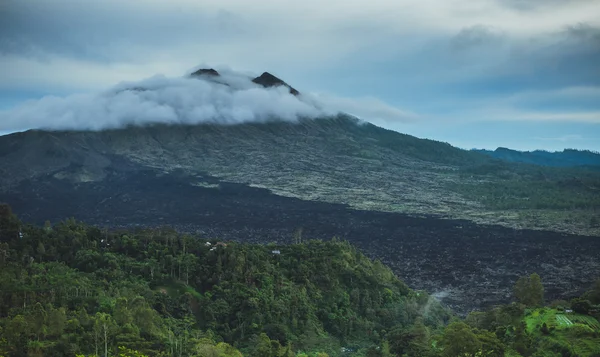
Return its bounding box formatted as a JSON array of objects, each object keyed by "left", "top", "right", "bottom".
[
  {"left": 31, "top": 302, "right": 47, "bottom": 341},
  {"left": 571, "top": 298, "right": 592, "bottom": 315},
  {"left": 406, "top": 319, "right": 431, "bottom": 356},
  {"left": 253, "top": 333, "right": 274, "bottom": 357},
  {"left": 43, "top": 220, "right": 52, "bottom": 232},
  {"left": 583, "top": 278, "right": 600, "bottom": 304},
  {"left": 214, "top": 342, "right": 243, "bottom": 357},
  {"left": 117, "top": 346, "right": 150, "bottom": 357},
  {"left": 36, "top": 242, "right": 46, "bottom": 262},
  {"left": 380, "top": 340, "right": 392, "bottom": 357},
  {"left": 94, "top": 313, "right": 115, "bottom": 357},
  {"left": 475, "top": 330, "right": 505, "bottom": 357},
  {"left": 514, "top": 273, "right": 544, "bottom": 307},
  {"left": 440, "top": 322, "right": 481, "bottom": 357},
  {"left": 4, "top": 315, "right": 28, "bottom": 353},
  {"left": 0, "top": 242, "right": 9, "bottom": 265},
  {"left": 47, "top": 307, "right": 67, "bottom": 337},
  {"left": 540, "top": 323, "right": 550, "bottom": 335},
  {"left": 513, "top": 322, "right": 533, "bottom": 356}
]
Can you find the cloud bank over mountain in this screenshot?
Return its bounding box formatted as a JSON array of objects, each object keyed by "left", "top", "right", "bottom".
[
  {"left": 0, "top": 69, "right": 413, "bottom": 132},
  {"left": 1, "top": 0, "right": 599, "bottom": 150}
]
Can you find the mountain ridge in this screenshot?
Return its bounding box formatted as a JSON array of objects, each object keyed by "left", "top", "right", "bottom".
[{"left": 475, "top": 147, "right": 600, "bottom": 168}]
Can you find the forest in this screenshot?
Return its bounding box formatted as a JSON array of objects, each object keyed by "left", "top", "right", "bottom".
[{"left": 1, "top": 203, "right": 599, "bottom": 357}]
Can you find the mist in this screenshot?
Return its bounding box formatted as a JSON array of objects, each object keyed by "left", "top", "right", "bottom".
[
  {"left": 0, "top": 70, "right": 321, "bottom": 132},
  {"left": 0, "top": 68, "right": 415, "bottom": 133}
]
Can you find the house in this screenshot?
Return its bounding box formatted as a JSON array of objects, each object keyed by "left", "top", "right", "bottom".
[
  {"left": 272, "top": 250, "right": 281, "bottom": 255},
  {"left": 565, "top": 309, "right": 573, "bottom": 313},
  {"left": 208, "top": 242, "right": 227, "bottom": 252}
]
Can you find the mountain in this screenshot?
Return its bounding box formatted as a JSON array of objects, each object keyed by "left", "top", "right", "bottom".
[
  {"left": 1, "top": 71, "right": 600, "bottom": 314},
  {"left": 1, "top": 114, "right": 598, "bottom": 235},
  {"left": 252, "top": 72, "right": 300, "bottom": 95},
  {"left": 189, "top": 68, "right": 300, "bottom": 95},
  {"left": 191, "top": 68, "right": 221, "bottom": 77},
  {"left": 476, "top": 147, "right": 600, "bottom": 168}
]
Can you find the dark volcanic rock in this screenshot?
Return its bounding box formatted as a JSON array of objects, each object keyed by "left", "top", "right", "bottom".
[
  {"left": 1, "top": 119, "right": 599, "bottom": 315},
  {"left": 252, "top": 72, "right": 300, "bottom": 95},
  {"left": 2, "top": 164, "right": 599, "bottom": 315},
  {"left": 191, "top": 68, "right": 220, "bottom": 77}
]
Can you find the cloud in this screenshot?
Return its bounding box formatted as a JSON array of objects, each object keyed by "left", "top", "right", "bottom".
[
  {"left": 0, "top": 69, "right": 413, "bottom": 132},
  {"left": 460, "top": 107, "right": 600, "bottom": 124},
  {"left": 500, "top": 86, "right": 600, "bottom": 111},
  {"left": 495, "top": 0, "right": 597, "bottom": 12},
  {"left": 0, "top": 71, "right": 316, "bottom": 132},
  {"left": 306, "top": 94, "right": 418, "bottom": 125},
  {"left": 534, "top": 134, "right": 587, "bottom": 142},
  {"left": 2, "top": 0, "right": 599, "bottom": 94},
  {"left": 507, "top": 111, "right": 600, "bottom": 123},
  {"left": 450, "top": 25, "right": 505, "bottom": 51},
  {"left": 1, "top": 0, "right": 599, "bottom": 151}
]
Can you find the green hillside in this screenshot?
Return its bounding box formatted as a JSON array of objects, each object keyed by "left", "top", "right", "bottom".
[
  {"left": 459, "top": 275, "right": 600, "bottom": 357},
  {"left": 0, "top": 205, "right": 450, "bottom": 357},
  {"left": 2, "top": 206, "right": 600, "bottom": 356}
]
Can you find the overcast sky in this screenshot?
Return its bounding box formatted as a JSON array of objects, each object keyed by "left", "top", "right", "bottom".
[{"left": 1, "top": 0, "right": 599, "bottom": 151}]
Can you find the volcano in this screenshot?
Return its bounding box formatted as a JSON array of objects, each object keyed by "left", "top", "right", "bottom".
[{"left": 1, "top": 69, "right": 599, "bottom": 313}]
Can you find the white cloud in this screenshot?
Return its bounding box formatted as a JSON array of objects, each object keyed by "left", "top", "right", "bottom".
[
  {"left": 502, "top": 86, "right": 600, "bottom": 104},
  {"left": 1, "top": 0, "right": 599, "bottom": 152},
  {"left": 506, "top": 111, "right": 600, "bottom": 123},
  {"left": 534, "top": 134, "right": 587, "bottom": 142},
  {"left": 0, "top": 70, "right": 413, "bottom": 132},
  {"left": 309, "top": 93, "right": 418, "bottom": 125}
]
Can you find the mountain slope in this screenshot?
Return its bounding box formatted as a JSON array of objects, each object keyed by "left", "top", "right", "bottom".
[
  {"left": 0, "top": 114, "right": 599, "bottom": 235},
  {"left": 2, "top": 113, "right": 600, "bottom": 316},
  {"left": 476, "top": 147, "right": 600, "bottom": 168}
]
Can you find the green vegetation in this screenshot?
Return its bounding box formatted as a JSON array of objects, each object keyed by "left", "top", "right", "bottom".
[
  {"left": 2, "top": 204, "right": 600, "bottom": 356},
  {"left": 0, "top": 205, "right": 450, "bottom": 356},
  {"left": 457, "top": 276, "right": 600, "bottom": 357},
  {"left": 455, "top": 162, "right": 600, "bottom": 211},
  {"left": 514, "top": 274, "right": 544, "bottom": 307}
]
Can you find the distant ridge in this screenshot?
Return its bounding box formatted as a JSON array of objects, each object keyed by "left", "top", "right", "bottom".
[{"left": 475, "top": 147, "right": 600, "bottom": 168}]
